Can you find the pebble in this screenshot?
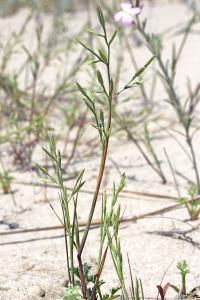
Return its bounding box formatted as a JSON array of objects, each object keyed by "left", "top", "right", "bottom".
[{"left": 38, "top": 289, "right": 46, "bottom": 298}]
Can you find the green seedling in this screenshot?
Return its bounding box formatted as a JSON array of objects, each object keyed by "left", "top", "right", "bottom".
[
  {"left": 170, "top": 260, "right": 189, "bottom": 296},
  {"left": 0, "top": 169, "right": 13, "bottom": 194},
  {"left": 157, "top": 262, "right": 200, "bottom": 299},
  {"left": 177, "top": 260, "right": 189, "bottom": 296},
  {"left": 171, "top": 261, "right": 200, "bottom": 299},
  {"left": 179, "top": 184, "right": 200, "bottom": 221}
]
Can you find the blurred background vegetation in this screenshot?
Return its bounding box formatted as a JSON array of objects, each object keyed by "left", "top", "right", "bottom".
[{"left": 0, "top": 0, "right": 80, "bottom": 16}]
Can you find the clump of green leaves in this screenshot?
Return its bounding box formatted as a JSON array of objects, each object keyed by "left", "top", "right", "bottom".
[
  {"left": 70, "top": 262, "right": 120, "bottom": 299},
  {"left": 63, "top": 285, "right": 82, "bottom": 300},
  {"left": 179, "top": 184, "right": 200, "bottom": 220}
]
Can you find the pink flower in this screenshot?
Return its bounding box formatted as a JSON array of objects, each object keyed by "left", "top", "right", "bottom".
[{"left": 114, "top": 3, "right": 142, "bottom": 27}]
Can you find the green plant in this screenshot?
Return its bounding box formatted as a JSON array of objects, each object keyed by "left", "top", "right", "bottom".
[
  {"left": 0, "top": 169, "right": 13, "bottom": 194},
  {"left": 0, "top": 157, "right": 13, "bottom": 194},
  {"left": 114, "top": 111, "right": 167, "bottom": 184},
  {"left": 143, "top": 123, "right": 166, "bottom": 184},
  {"left": 0, "top": 10, "right": 86, "bottom": 168},
  {"left": 156, "top": 261, "right": 200, "bottom": 299},
  {"left": 101, "top": 1, "right": 166, "bottom": 184},
  {"left": 0, "top": 0, "right": 73, "bottom": 16},
  {"left": 37, "top": 135, "right": 125, "bottom": 299},
  {"left": 63, "top": 285, "right": 82, "bottom": 300},
  {"left": 128, "top": 256, "right": 144, "bottom": 300},
  {"left": 136, "top": 14, "right": 200, "bottom": 194},
  {"left": 177, "top": 261, "right": 189, "bottom": 296},
  {"left": 170, "top": 260, "right": 189, "bottom": 297},
  {"left": 179, "top": 184, "right": 200, "bottom": 221},
  {"left": 37, "top": 5, "right": 153, "bottom": 299}
]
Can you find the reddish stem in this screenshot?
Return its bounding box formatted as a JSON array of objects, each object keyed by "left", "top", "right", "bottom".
[{"left": 136, "top": 0, "right": 140, "bottom": 7}]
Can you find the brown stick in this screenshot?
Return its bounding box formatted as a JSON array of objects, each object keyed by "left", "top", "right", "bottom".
[
  {"left": 3, "top": 195, "right": 200, "bottom": 238},
  {"left": 2, "top": 199, "right": 200, "bottom": 237},
  {"left": 14, "top": 180, "right": 178, "bottom": 201}
]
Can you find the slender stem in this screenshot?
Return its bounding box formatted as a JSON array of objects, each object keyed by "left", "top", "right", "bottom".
[
  {"left": 77, "top": 114, "right": 111, "bottom": 252},
  {"left": 116, "top": 115, "right": 166, "bottom": 183},
  {"left": 136, "top": 0, "right": 140, "bottom": 7},
  {"left": 64, "top": 112, "right": 87, "bottom": 169},
  {"left": 29, "top": 75, "right": 37, "bottom": 122},
  {"left": 128, "top": 0, "right": 134, "bottom": 7},
  {"left": 77, "top": 31, "right": 113, "bottom": 299},
  {"left": 90, "top": 246, "right": 108, "bottom": 300},
  {"left": 182, "top": 274, "right": 186, "bottom": 295},
  {"left": 124, "top": 33, "right": 149, "bottom": 105},
  {"left": 186, "top": 131, "right": 200, "bottom": 193},
  {"left": 61, "top": 202, "right": 72, "bottom": 284},
  {"left": 172, "top": 17, "right": 195, "bottom": 79},
  {"left": 164, "top": 149, "right": 181, "bottom": 198},
  {"left": 79, "top": 40, "right": 112, "bottom": 256},
  {"left": 137, "top": 21, "right": 182, "bottom": 118}
]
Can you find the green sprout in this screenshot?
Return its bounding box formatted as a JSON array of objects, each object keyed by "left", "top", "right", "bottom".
[
  {"left": 179, "top": 184, "right": 200, "bottom": 221},
  {"left": 171, "top": 260, "right": 190, "bottom": 296},
  {"left": 177, "top": 260, "right": 189, "bottom": 295},
  {"left": 0, "top": 170, "right": 13, "bottom": 194}
]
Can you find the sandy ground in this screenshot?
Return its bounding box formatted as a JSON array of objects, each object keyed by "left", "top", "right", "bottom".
[{"left": 1, "top": 1, "right": 200, "bottom": 299}]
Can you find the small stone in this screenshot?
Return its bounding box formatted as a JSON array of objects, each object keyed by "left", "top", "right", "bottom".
[
  {"left": 8, "top": 222, "right": 19, "bottom": 229},
  {"left": 38, "top": 289, "right": 46, "bottom": 297},
  {"left": 62, "top": 279, "right": 69, "bottom": 287}
]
